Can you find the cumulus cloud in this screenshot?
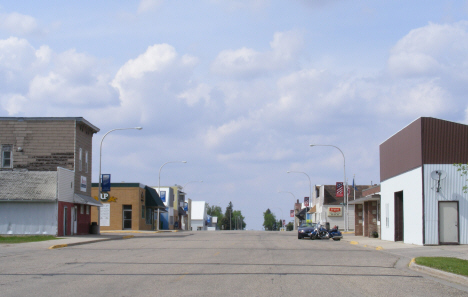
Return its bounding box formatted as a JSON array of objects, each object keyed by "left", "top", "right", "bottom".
[
  {"left": 0, "top": 12, "right": 42, "bottom": 35},
  {"left": 211, "top": 30, "right": 303, "bottom": 78},
  {"left": 0, "top": 37, "right": 117, "bottom": 116},
  {"left": 388, "top": 21, "right": 468, "bottom": 77}
]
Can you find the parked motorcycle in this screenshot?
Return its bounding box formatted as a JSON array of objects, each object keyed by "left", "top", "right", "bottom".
[{"left": 310, "top": 224, "right": 342, "bottom": 241}]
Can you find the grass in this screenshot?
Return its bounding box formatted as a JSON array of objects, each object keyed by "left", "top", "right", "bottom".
[
  {"left": 415, "top": 257, "right": 468, "bottom": 277},
  {"left": 0, "top": 235, "right": 59, "bottom": 244}
]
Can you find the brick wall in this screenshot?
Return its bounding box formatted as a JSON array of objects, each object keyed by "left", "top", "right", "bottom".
[
  {"left": 91, "top": 186, "right": 151, "bottom": 231},
  {"left": 74, "top": 123, "right": 94, "bottom": 196},
  {"left": 0, "top": 120, "right": 75, "bottom": 171},
  {"left": 355, "top": 204, "right": 363, "bottom": 236}
]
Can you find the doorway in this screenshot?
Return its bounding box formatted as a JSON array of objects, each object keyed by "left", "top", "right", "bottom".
[
  {"left": 63, "top": 206, "right": 68, "bottom": 236},
  {"left": 394, "top": 191, "right": 404, "bottom": 241},
  {"left": 439, "top": 201, "right": 459, "bottom": 244},
  {"left": 123, "top": 205, "right": 132, "bottom": 230}
]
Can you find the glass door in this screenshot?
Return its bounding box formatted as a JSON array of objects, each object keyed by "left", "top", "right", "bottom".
[{"left": 123, "top": 205, "right": 132, "bottom": 229}]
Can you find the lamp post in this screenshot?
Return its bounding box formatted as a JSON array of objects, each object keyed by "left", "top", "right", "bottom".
[
  {"left": 310, "top": 144, "right": 347, "bottom": 231},
  {"left": 98, "top": 127, "right": 142, "bottom": 234},
  {"left": 277, "top": 191, "right": 296, "bottom": 230},
  {"left": 158, "top": 160, "right": 187, "bottom": 231}
]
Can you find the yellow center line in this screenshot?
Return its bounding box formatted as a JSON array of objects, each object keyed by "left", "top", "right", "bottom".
[{"left": 214, "top": 251, "right": 220, "bottom": 256}]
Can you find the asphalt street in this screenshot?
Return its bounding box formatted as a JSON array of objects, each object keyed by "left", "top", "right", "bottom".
[{"left": 1, "top": 231, "right": 467, "bottom": 297}]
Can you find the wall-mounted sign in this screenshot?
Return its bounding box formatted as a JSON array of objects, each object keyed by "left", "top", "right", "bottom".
[
  {"left": 184, "top": 202, "right": 188, "bottom": 211},
  {"left": 328, "top": 206, "right": 342, "bottom": 217},
  {"left": 100, "top": 203, "right": 110, "bottom": 226},
  {"left": 80, "top": 176, "right": 87, "bottom": 192},
  {"left": 160, "top": 191, "right": 166, "bottom": 202},
  {"left": 101, "top": 174, "right": 111, "bottom": 192},
  {"left": 304, "top": 197, "right": 309, "bottom": 207}
]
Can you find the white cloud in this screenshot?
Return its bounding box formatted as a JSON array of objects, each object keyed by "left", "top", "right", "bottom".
[
  {"left": 211, "top": 30, "right": 303, "bottom": 78},
  {"left": 178, "top": 83, "right": 211, "bottom": 106},
  {"left": 0, "top": 37, "right": 117, "bottom": 116},
  {"left": 0, "top": 12, "right": 41, "bottom": 35},
  {"left": 388, "top": 21, "right": 468, "bottom": 77}
]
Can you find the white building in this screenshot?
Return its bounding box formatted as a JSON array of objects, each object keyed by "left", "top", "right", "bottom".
[
  {"left": 190, "top": 201, "right": 208, "bottom": 231},
  {"left": 380, "top": 117, "right": 468, "bottom": 245}
]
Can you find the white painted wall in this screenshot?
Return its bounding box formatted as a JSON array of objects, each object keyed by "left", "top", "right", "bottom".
[
  {"left": 0, "top": 202, "right": 57, "bottom": 234},
  {"left": 381, "top": 167, "right": 423, "bottom": 245}
]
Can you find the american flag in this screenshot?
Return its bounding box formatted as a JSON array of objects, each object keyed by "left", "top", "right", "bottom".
[{"left": 336, "top": 182, "right": 344, "bottom": 197}]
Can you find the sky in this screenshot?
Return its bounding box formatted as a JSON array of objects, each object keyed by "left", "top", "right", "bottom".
[{"left": 1, "top": 0, "right": 468, "bottom": 230}]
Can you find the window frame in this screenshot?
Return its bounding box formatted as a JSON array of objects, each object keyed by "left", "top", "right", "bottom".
[
  {"left": 1, "top": 145, "right": 13, "bottom": 168},
  {"left": 79, "top": 148, "right": 82, "bottom": 171}
]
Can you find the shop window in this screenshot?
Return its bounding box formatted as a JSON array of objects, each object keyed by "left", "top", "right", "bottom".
[
  {"left": 1, "top": 145, "right": 12, "bottom": 168},
  {"left": 142, "top": 206, "right": 145, "bottom": 219},
  {"left": 146, "top": 208, "right": 152, "bottom": 225},
  {"left": 86, "top": 205, "right": 89, "bottom": 215},
  {"left": 80, "top": 205, "right": 84, "bottom": 214}
]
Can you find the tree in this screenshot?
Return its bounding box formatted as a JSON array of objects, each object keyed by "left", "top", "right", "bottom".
[
  {"left": 221, "top": 201, "right": 234, "bottom": 230},
  {"left": 207, "top": 205, "right": 224, "bottom": 229},
  {"left": 455, "top": 163, "right": 468, "bottom": 193},
  {"left": 263, "top": 208, "right": 276, "bottom": 231},
  {"left": 232, "top": 210, "right": 246, "bottom": 230},
  {"left": 286, "top": 222, "right": 294, "bottom": 231},
  {"left": 277, "top": 219, "right": 283, "bottom": 231}
]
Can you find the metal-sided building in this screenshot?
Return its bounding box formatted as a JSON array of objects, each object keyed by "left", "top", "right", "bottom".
[{"left": 380, "top": 117, "right": 468, "bottom": 245}]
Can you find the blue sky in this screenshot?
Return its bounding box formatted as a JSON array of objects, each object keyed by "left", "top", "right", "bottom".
[{"left": 1, "top": 1, "right": 468, "bottom": 230}]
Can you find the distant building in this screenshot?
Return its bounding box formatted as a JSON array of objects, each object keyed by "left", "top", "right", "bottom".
[
  {"left": 311, "top": 184, "right": 371, "bottom": 231},
  {"left": 91, "top": 183, "right": 165, "bottom": 231},
  {"left": 191, "top": 201, "right": 208, "bottom": 231},
  {"left": 0, "top": 117, "right": 101, "bottom": 235}
]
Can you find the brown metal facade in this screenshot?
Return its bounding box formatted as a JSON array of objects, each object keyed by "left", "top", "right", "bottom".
[{"left": 380, "top": 117, "right": 468, "bottom": 182}]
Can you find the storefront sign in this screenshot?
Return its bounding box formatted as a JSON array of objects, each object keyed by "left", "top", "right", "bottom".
[
  {"left": 100, "top": 203, "right": 110, "bottom": 226},
  {"left": 328, "top": 206, "right": 342, "bottom": 217}
]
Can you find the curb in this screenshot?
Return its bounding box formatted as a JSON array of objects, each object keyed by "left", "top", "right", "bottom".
[
  {"left": 347, "top": 240, "right": 383, "bottom": 251},
  {"left": 409, "top": 258, "right": 468, "bottom": 287},
  {"left": 48, "top": 235, "right": 134, "bottom": 249}
]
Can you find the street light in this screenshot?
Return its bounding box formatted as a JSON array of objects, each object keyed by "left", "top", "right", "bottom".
[
  {"left": 310, "top": 144, "right": 347, "bottom": 231},
  {"left": 98, "top": 127, "right": 142, "bottom": 234},
  {"left": 277, "top": 191, "right": 296, "bottom": 230},
  {"left": 157, "top": 160, "right": 187, "bottom": 231}
]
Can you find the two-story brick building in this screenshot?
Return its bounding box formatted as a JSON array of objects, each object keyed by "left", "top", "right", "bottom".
[{"left": 0, "top": 117, "right": 101, "bottom": 235}]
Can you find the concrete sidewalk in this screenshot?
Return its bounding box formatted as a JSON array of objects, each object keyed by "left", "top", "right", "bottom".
[{"left": 342, "top": 234, "right": 468, "bottom": 287}]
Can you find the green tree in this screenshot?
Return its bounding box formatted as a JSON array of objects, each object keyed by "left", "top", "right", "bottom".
[
  {"left": 263, "top": 209, "right": 276, "bottom": 231},
  {"left": 221, "top": 201, "right": 234, "bottom": 230},
  {"left": 455, "top": 163, "right": 468, "bottom": 193},
  {"left": 207, "top": 205, "right": 224, "bottom": 229},
  {"left": 232, "top": 210, "right": 246, "bottom": 230},
  {"left": 286, "top": 222, "right": 294, "bottom": 231}
]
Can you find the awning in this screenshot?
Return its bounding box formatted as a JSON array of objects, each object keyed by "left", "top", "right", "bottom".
[
  {"left": 295, "top": 207, "right": 309, "bottom": 220},
  {"left": 348, "top": 194, "right": 380, "bottom": 205},
  {"left": 145, "top": 186, "right": 165, "bottom": 208},
  {"left": 307, "top": 205, "right": 316, "bottom": 214},
  {"left": 73, "top": 194, "right": 102, "bottom": 207}
]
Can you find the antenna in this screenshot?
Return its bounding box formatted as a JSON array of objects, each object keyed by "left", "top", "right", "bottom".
[{"left": 430, "top": 170, "right": 446, "bottom": 192}]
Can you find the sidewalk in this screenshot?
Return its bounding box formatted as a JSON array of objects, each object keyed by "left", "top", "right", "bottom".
[{"left": 342, "top": 234, "right": 468, "bottom": 287}]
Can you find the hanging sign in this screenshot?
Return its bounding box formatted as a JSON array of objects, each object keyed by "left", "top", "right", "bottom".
[
  {"left": 336, "top": 182, "right": 344, "bottom": 198},
  {"left": 101, "top": 174, "right": 111, "bottom": 192},
  {"left": 304, "top": 197, "right": 309, "bottom": 207},
  {"left": 290, "top": 210, "right": 294, "bottom": 217}
]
